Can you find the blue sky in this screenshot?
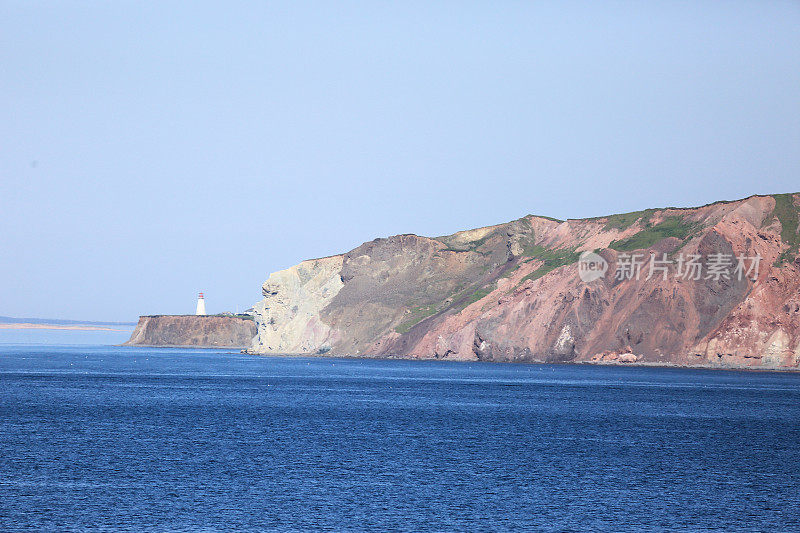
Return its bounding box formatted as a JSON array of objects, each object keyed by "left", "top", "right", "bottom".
[{"left": 1, "top": 1, "right": 799, "bottom": 321}]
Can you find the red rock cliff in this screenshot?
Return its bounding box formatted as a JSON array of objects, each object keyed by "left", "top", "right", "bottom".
[{"left": 249, "top": 193, "right": 800, "bottom": 369}]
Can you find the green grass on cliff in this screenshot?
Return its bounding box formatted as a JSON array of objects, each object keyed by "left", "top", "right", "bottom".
[
  {"left": 518, "top": 246, "right": 580, "bottom": 283},
  {"left": 395, "top": 304, "right": 438, "bottom": 334},
  {"left": 772, "top": 193, "right": 800, "bottom": 265},
  {"left": 526, "top": 214, "right": 563, "bottom": 223},
  {"left": 395, "top": 281, "right": 502, "bottom": 331},
  {"left": 600, "top": 209, "right": 656, "bottom": 231},
  {"left": 452, "top": 282, "right": 498, "bottom": 312},
  {"left": 224, "top": 314, "right": 254, "bottom": 321},
  {"left": 608, "top": 216, "right": 699, "bottom": 252}
]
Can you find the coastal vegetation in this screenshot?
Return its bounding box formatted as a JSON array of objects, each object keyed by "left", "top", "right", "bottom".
[
  {"left": 608, "top": 216, "right": 699, "bottom": 251},
  {"left": 395, "top": 304, "right": 438, "bottom": 334},
  {"left": 519, "top": 245, "right": 580, "bottom": 283},
  {"left": 771, "top": 193, "right": 800, "bottom": 265}
]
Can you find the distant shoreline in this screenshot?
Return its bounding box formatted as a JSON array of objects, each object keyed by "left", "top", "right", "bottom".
[
  {"left": 0, "top": 316, "right": 136, "bottom": 327},
  {"left": 0, "top": 323, "right": 130, "bottom": 332}
]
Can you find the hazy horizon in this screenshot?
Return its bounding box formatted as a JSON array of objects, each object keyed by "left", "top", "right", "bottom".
[{"left": 2, "top": 2, "right": 799, "bottom": 321}]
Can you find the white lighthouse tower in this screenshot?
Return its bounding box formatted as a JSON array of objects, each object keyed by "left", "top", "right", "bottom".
[{"left": 195, "top": 292, "right": 207, "bottom": 315}]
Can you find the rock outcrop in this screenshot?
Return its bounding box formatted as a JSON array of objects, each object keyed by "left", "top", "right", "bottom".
[
  {"left": 248, "top": 193, "right": 800, "bottom": 369},
  {"left": 125, "top": 315, "right": 257, "bottom": 348}
]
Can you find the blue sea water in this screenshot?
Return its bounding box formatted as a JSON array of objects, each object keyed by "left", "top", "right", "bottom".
[{"left": 1, "top": 345, "right": 799, "bottom": 532}]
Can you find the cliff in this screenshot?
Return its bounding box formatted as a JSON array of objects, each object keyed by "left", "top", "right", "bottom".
[
  {"left": 125, "top": 315, "right": 257, "bottom": 348},
  {"left": 248, "top": 193, "right": 800, "bottom": 369}
]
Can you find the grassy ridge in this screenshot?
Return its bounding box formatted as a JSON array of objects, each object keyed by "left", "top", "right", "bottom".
[
  {"left": 609, "top": 216, "right": 698, "bottom": 251},
  {"left": 601, "top": 209, "right": 656, "bottom": 231},
  {"left": 772, "top": 193, "right": 800, "bottom": 265}
]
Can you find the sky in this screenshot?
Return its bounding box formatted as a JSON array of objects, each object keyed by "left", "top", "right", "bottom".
[{"left": 1, "top": 1, "right": 799, "bottom": 322}]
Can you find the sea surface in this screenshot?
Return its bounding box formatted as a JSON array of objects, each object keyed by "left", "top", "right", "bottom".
[{"left": 1, "top": 345, "right": 799, "bottom": 532}]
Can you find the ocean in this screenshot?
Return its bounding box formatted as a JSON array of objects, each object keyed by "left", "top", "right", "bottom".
[{"left": 1, "top": 345, "right": 799, "bottom": 531}]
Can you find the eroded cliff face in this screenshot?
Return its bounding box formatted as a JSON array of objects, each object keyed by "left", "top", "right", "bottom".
[
  {"left": 251, "top": 255, "right": 344, "bottom": 354},
  {"left": 248, "top": 194, "right": 800, "bottom": 369},
  {"left": 125, "top": 315, "right": 257, "bottom": 348}
]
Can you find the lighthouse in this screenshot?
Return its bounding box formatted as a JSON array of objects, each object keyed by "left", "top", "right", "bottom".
[{"left": 195, "top": 292, "right": 207, "bottom": 315}]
